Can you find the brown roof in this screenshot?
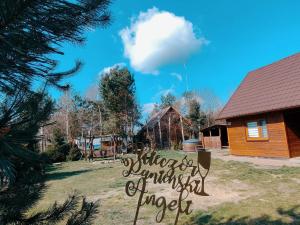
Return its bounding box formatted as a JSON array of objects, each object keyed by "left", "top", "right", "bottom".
[
  {"left": 219, "top": 53, "right": 300, "bottom": 119},
  {"left": 146, "top": 106, "right": 171, "bottom": 128},
  {"left": 142, "top": 106, "right": 190, "bottom": 129},
  {"left": 200, "top": 124, "right": 227, "bottom": 132}
]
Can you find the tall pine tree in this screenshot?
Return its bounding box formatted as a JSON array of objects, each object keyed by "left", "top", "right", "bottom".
[
  {"left": 0, "top": 0, "right": 111, "bottom": 184},
  {"left": 99, "top": 66, "right": 140, "bottom": 146},
  {"left": 0, "top": 0, "right": 110, "bottom": 93},
  {"left": 160, "top": 93, "right": 176, "bottom": 109},
  {"left": 1, "top": 1, "right": 112, "bottom": 224}
]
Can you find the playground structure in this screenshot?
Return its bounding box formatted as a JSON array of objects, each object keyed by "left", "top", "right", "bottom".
[{"left": 75, "top": 135, "right": 123, "bottom": 160}]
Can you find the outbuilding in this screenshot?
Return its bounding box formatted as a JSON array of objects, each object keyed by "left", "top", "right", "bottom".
[
  {"left": 138, "top": 106, "right": 191, "bottom": 149},
  {"left": 201, "top": 124, "right": 228, "bottom": 149},
  {"left": 218, "top": 53, "right": 300, "bottom": 158}
]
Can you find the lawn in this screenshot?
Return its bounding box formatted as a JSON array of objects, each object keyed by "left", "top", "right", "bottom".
[{"left": 28, "top": 151, "right": 300, "bottom": 225}]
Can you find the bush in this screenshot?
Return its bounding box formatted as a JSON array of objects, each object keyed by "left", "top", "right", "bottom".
[
  {"left": 45, "top": 143, "right": 70, "bottom": 163},
  {"left": 178, "top": 141, "right": 183, "bottom": 150},
  {"left": 44, "top": 129, "right": 71, "bottom": 163},
  {"left": 172, "top": 143, "right": 179, "bottom": 150},
  {"left": 67, "top": 145, "right": 82, "bottom": 161},
  {"left": 45, "top": 144, "right": 82, "bottom": 163}
]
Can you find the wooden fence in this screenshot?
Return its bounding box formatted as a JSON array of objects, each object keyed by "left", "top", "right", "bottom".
[{"left": 203, "top": 136, "right": 222, "bottom": 149}]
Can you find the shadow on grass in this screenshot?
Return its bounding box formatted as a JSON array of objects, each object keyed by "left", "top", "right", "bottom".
[
  {"left": 0, "top": 162, "right": 106, "bottom": 224},
  {"left": 0, "top": 165, "right": 46, "bottom": 224},
  {"left": 188, "top": 206, "right": 300, "bottom": 225},
  {"left": 46, "top": 169, "right": 93, "bottom": 181},
  {"left": 45, "top": 166, "right": 113, "bottom": 181}
]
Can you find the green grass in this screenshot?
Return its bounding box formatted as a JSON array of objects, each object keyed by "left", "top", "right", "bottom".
[{"left": 28, "top": 151, "right": 300, "bottom": 225}]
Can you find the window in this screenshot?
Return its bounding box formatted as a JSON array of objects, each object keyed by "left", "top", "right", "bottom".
[
  {"left": 247, "top": 122, "right": 259, "bottom": 138},
  {"left": 260, "top": 120, "right": 268, "bottom": 138},
  {"left": 246, "top": 119, "right": 268, "bottom": 140}
]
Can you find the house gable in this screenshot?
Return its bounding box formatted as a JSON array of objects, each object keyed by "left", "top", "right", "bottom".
[{"left": 219, "top": 53, "right": 300, "bottom": 119}]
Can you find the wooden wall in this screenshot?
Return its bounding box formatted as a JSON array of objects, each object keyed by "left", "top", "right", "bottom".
[
  {"left": 143, "top": 108, "right": 190, "bottom": 149},
  {"left": 203, "top": 136, "right": 222, "bottom": 149},
  {"left": 284, "top": 109, "right": 300, "bottom": 157},
  {"left": 227, "top": 112, "right": 290, "bottom": 158}
]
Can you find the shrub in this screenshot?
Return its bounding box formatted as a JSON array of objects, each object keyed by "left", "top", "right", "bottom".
[
  {"left": 178, "top": 141, "right": 183, "bottom": 150},
  {"left": 173, "top": 143, "right": 179, "bottom": 150},
  {"left": 67, "top": 145, "right": 82, "bottom": 161},
  {"left": 45, "top": 143, "right": 70, "bottom": 163},
  {"left": 44, "top": 129, "right": 70, "bottom": 163}
]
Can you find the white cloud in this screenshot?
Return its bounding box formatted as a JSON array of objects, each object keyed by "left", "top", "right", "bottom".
[
  {"left": 142, "top": 102, "right": 156, "bottom": 114},
  {"left": 98, "top": 62, "right": 126, "bottom": 76},
  {"left": 170, "top": 72, "right": 183, "bottom": 81},
  {"left": 119, "top": 7, "right": 208, "bottom": 74}
]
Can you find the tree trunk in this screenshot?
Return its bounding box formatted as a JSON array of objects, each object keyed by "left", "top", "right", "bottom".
[
  {"left": 113, "top": 135, "right": 116, "bottom": 162},
  {"left": 99, "top": 107, "right": 102, "bottom": 136},
  {"left": 146, "top": 120, "right": 149, "bottom": 138}
]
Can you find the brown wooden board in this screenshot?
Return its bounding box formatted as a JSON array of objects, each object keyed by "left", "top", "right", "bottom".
[
  {"left": 203, "top": 136, "right": 222, "bottom": 149},
  {"left": 227, "top": 111, "right": 290, "bottom": 158},
  {"left": 284, "top": 109, "right": 300, "bottom": 157}
]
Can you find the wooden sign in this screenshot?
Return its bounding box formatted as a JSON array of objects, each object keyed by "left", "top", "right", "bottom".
[{"left": 121, "top": 151, "right": 211, "bottom": 225}]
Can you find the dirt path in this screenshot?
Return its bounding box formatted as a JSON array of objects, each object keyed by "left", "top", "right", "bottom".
[{"left": 145, "top": 174, "right": 257, "bottom": 211}]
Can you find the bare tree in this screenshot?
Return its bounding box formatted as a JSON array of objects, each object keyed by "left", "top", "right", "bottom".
[{"left": 198, "top": 89, "right": 223, "bottom": 127}]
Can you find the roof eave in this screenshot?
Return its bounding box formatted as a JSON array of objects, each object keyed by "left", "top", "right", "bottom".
[{"left": 218, "top": 104, "right": 300, "bottom": 120}]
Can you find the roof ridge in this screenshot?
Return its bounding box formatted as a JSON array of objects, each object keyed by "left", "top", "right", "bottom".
[{"left": 146, "top": 106, "right": 171, "bottom": 124}]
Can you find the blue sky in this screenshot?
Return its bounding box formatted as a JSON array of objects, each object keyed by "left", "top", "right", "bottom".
[{"left": 52, "top": 0, "right": 300, "bottom": 116}]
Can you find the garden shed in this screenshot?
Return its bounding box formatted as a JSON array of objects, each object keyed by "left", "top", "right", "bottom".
[
  {"left": 138, "top": 106, "right": 191, "bottom": 149},
  {"left": 218, "top": 53, "right": 300, "bottom": 158},
  {"left": 201, "top": 124, "right": 228, "bottom": 149}
]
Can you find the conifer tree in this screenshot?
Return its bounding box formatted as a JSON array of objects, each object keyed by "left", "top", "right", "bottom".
[
  {"left": 160, "top": 93, "right": 176, "bottom": 109},
  {"left": 0, "top": 0, "right": 111, "bottom": 183},
  {"left": 99, "top": 67, "right": 140, "bottom": 146},
  {"left": 0, "top": 0, "right": 111, "bottom": 94},
  {"left": 1, "top": 1, "right": 112, "bottom": 224}
]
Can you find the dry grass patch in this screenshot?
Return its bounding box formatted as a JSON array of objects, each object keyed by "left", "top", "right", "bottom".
[{"left": 27, "top": 151, "right": 300, "bottom": 225}]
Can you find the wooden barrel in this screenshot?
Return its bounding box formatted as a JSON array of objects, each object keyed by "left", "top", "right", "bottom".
[{"left": 183, "top": 139, "right": 200, "bottom": 152}]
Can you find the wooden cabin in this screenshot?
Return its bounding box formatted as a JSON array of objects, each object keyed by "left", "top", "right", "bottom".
[
  {"left": 201, "top": 124, "right": 228, "bottom": 149},
  {"left": 218, "top": 53, "right": 300, "bottom": 158},
  {"left": 138, "top": 106, "right": 191, "bottom": 149}
]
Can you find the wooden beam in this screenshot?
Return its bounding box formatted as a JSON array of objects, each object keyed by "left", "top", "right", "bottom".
[
  {"left": 112, "top": 135, "right": 116, "bottom": 162},
  {"left": 219, "top": 127, "right": 222, "bottom": 148},
  {"left": 152, "top": 127, "right": 156, "bottom": 150},
  {"left": 158, "top": 120, "right": 162, "bottom": 148},
  {"left": 84, "top": 137, "right": 87, "bottom": 161},
  {"left": 168, "top": 115, "right": 171, "bottom": 149},
  {"left": 180, "top": 116, "right": 185, "bottom": 142}
]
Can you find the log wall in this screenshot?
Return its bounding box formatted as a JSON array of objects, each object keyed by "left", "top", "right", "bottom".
[
  {"left": 203, "top": 136, "right": 222, "bottom": 149},
  {"left": 284, "top": 109, "right": 300, "bottom": 157},
  {"left": 227, "top": 112, "right": 290, "bottom": 158}
]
